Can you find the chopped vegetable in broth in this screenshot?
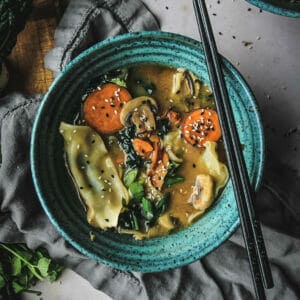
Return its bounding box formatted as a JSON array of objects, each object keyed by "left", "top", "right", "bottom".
[{"left": 60, "top": 64, "right": 229, "bottom": 240}]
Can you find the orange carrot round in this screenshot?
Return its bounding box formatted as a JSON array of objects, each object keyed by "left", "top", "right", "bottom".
[
  {"left": 83, "top": 83, "right": 132, "bottom": 134},
  {"left": 132, "top": 138, "right": 153, "bottom": 158},
  {"left": 181, "top": 109, "right": 221, "bottom": 147}
]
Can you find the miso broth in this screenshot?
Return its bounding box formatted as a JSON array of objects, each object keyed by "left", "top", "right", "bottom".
[{"left": 59, "top": 64, "right": 228, "bottom": 240}]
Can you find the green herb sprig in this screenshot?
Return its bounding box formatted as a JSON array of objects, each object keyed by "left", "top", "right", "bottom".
[
  {"left": 119, "top": 171, "right": 170, "bottom": 233},
  {"left": 0, "top": 243, "right": 63, "bottom": 298}
]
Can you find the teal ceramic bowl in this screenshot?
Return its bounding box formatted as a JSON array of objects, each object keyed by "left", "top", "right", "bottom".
[
  {"left": 31, "top": 31, "right": 264, "bottom": 272},
  {"left": 245, "top": 0, "right": 300, "bottom": 17}
]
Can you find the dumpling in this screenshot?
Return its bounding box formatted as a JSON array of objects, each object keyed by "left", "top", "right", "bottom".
[
  {"left": 198, "top": 141, "right": 229, "bottom": 195},
  {"left": 59, "top": 122, "right": 129, "bottom": 229},
  {"left": 188, "top": 141, "right": 229, "bottom": 223}
]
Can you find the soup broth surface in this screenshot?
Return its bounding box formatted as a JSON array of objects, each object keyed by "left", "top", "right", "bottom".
[{"left": 59, "top": 64, "right": 228, "bottom": 239}]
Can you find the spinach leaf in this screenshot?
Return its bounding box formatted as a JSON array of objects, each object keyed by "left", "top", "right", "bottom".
[
  {"left": 0, "top": 274, "right": 5, "bottom": 290},
  {"left": 131, "top": 212, "right": 140, "bottom": 230},
  {"left": 156, "top": 118, "right": 170, "bottom": 137},
  {"left": 164, "top": 160, "right": 185, "bottom": 187},
  {"left": 141, "top": 198, "right": 154, "bottom": 221},
  {"left": 117, "top": 126, "right": 142, "bottom": 168},
  {"left": 84, "top": 69, "right": 128, "bottom": 95},
  {"left": 155, "top": 193, "right": 170, "bottom": 217},
  {"left": 118, "top": 210, "right": 140, "bottom": 231},
  {"left": 165, "top": 176, "right": 185, "bottom": 187}
]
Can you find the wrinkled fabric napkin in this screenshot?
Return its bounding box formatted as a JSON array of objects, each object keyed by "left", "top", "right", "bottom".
[{"left": 1, "top": 0, "right": 300, "bottom": 299}]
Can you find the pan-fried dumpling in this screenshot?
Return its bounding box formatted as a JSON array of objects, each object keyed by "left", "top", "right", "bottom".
[{"left": 59, "top": 122, "right": 129, "bottom": 229}]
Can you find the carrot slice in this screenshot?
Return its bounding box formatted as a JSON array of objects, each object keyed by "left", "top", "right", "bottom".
[
  {"left": 181, "top": 109, "right": 221, "bottom": 147},
  {"left": 132, "top": 138, "right": 154, "bottom": 158},
  {"left": 83, "top": 83, "right": 132, "bottom": 134},
  {"left": 151, "top": 150, "right": 169, "bottom": 190},
  {"left": 168, "top": 110, "right": 181, "bottom": 125},
  {"left": 149, "top": 135, "right": 160, "bottom": 171},
  {"left": 147, "top": 134, "right": 170, "bottom": 190}
]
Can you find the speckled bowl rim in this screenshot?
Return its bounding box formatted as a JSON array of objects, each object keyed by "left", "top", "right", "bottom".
[
  {"left": 245, "top": 0, "right": 300, "bottom": 17},
  {"left": 31, "top": 31, "right": 265, "bottom": 272}
]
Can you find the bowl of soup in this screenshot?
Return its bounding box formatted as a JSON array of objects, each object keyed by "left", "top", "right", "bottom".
[
  {"left": 31, "top": 31, "right": 264, "bottom": 272},
  {"left": 245, "top": 0, "right": 300, "bottom": 17}
]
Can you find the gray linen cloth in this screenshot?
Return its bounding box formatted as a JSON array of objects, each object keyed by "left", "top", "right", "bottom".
[{"left": 0, "top": 0, "right": 299, "bottom": 299}]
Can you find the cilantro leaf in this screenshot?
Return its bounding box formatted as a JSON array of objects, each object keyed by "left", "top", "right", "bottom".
[
  {"left": 37, "top": 257, "right": 51, "bottom": 277},
  {"left": 0, "top": 243, "right": 63, "bottom": 296},
  {"left": 129, "top": 182, "right": 144, "bottom": 200},
  {"left": 11, "top": 256, "right": 22, "bottom": 276},
  {"left": 123, "top": 168, "right": 138, "bottom": 187},
  {"left": 0, "top": 274, "right": 5, "bottom": 289}
]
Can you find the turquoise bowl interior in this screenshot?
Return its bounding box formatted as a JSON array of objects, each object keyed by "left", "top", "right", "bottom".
[
  {"left": 31, "top": 31, "right": 264, "bottom": 272},
  {"left": 245, "top": 0, "right": 300, "bottom": 17}
]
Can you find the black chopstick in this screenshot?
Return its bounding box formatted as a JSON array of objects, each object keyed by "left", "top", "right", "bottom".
[
  {"left": 192, "top": 4, "right": 265, "bottom": 298},
  {"left": 195, "top": 0, "right": 274, "bottom": 289},
  {"left": 192, "top": 0, "right": 274, "bottom": 298}
]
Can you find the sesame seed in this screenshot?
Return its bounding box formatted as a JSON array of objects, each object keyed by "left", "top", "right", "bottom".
[
  {"left": 104, "top": 99, "right": 109, "bottom": 102},
  {"left": 77, "top": 144, "right": 80, "bottom": 149},
  {"left": 92, "top": 106, "right": 96, "bottom": 110},
  {"left": 73, "top": 129, "right": 77, "bottom": 133},
  {"left": 101, "top": 195, "right": 104, "bottom": 199}
]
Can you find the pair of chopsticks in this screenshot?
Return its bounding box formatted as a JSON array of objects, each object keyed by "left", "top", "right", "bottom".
[{"left": 192, "top": 1, "right": 274, "bottom": 299}]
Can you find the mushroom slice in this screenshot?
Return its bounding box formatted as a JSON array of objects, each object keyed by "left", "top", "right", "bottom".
[
  {"left": 120, "top": 96, "right": 158, "bottom": 134},
  {"left": 189, "top": 174, "right": 214, "bottom": 211},
  {"left": 172, "top": 68, "right": 202, "bottom": 97},
  {"left": 172, "top": 68, "right": 186, "bottom": 94}
]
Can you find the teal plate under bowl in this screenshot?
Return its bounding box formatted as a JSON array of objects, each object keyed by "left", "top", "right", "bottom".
[
  {"left": 245, "top": 0, "right": 300, "bottom": 17},
  {"left": 31, "top": 31, "right": 265, "bottom": 272}
]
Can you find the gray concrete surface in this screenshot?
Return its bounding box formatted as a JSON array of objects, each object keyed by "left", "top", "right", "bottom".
[{"left": 23, "top": 0, "right": 300, "bottom": 299}]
